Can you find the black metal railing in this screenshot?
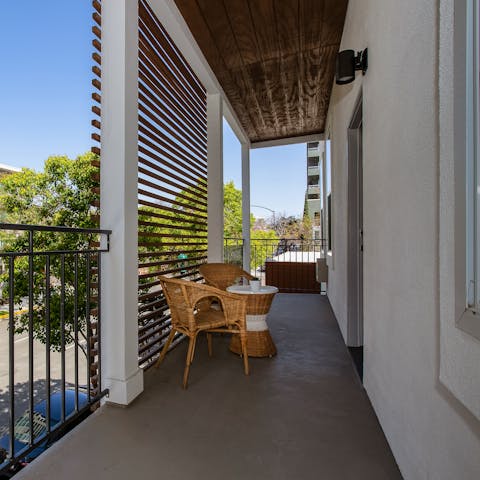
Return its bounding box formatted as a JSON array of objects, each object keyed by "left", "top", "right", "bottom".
[
  {"left": 0, "top": 224, "right": 111, "bottom": 475},
  {"left": 224, "top": 238, "right": 244, "bottom": 266},
  {"left": 224, "top": 237, "right": 327, "bottom": 293}
]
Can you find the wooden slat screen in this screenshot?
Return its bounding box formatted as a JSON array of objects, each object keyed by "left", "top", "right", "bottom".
[
  {"left": 138, "top": 0, "right": 208, "bottom": 369},
  {"left": 89, "top": 0, "right": 102, "bottom": 396}
]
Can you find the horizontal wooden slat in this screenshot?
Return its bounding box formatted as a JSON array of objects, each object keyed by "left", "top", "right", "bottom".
[
  {"left": 139, "top": 66, "right": 207, "bottom": 142},
  {"left": 138, "top": 248, "right": 208, "bottom": 258},
  {"left": 139, "top": 103, "right": 207, "bottom": 169},
  {"left": 138, "top": 231, "right": 207, "bottom": 240},
  {"left": 138, "top": 50, "right": 207, "bottom": 138},
  {"left": 138, "top": 136, "right": 207, "bottom": 186},
  {"left": 138, "top": 199, "right": 208, "bottom": 223},
  {"left": 138, "top": 155, "right": 206, "bottom": 195},
  {"left": 138, "top": 188, "right": 207, "bottom": 216},
  {"left": 138, "top": 274, "right": 202, "bottom": 302},
  {"left": 138, "top": 25, "right": 206, "bottom": 120},
  {"left": 92, "top": 65, "right": 101, "bottom": 78},
  {"left": 139, "top": 262, "right": 204, "bottom": 281},
  {"left": 139, "top": 88, "right": 207, "bottom": 154},
  {"left": 138, "top": 219, "right": 207, "bottom": 233},
  {"left": 92, "top": 52, "right": 101, "bottom": 66},
  {"left": 140, "top": 0, "right": 206, "bottom": 101},
  {"left": 138, "top": 173, "right": 207, "bottom": 208},
  {"left": 92, "top": 38, "right": 101, "bottom": 53},
  {"left": 138, "top": 205, "right": 207, "bottom": 227},
  {"left": 92, "top": 11, "right": 101, "bottom": 27},
  {"left": 139, "top": 256, "right": 207, "bottom": 270},
  {"left": 92, "top": 0, "right": 101, "bottom": 15},
  {"left": 139, "top": 121, "right": 207, "bottom": 175},
  {"left": 138, "top": 298, "right": 168, "bottom": 315},
  {"left": 139, "top": 35, "right": 206, "bottom": 124}
]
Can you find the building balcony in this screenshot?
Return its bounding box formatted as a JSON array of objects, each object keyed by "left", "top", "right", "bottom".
[
  {"left": 307, "top": 165, "right": 320, "bottom": 177},
  {"left": 13, "top": 294, "right": 401, "bottom": 480}
]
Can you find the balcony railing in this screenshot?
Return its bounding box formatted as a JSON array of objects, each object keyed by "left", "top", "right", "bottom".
[
  {"left": 0, "top": 224, "right": 111, "bottom": 475},
  {"left": 225, "top": 237, "right": 327, "bottom": 293}
]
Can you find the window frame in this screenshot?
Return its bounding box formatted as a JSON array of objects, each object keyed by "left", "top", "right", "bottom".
[
  {"left": 439, "top": 0, "right": 480, "bottom": 421},
  {"left": 324, "top": 135, "right": 333, "bottom": 262},
  {"left": 457, "top": 0, "right": 480, "bottom": 338}
]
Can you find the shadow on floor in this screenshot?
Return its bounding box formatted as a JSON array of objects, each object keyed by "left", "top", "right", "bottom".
[{"left": 15, "top": 294, "right": 402, "bottom": 480}]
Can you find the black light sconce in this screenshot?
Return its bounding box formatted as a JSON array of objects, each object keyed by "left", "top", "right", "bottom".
[{"left": 335, "top": 48, "right": 368, "bottom": 85}]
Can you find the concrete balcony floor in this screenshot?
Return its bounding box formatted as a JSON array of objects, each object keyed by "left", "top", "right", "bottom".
[{"left": 16, "top": 294, "right": 402, "bottom": 480}]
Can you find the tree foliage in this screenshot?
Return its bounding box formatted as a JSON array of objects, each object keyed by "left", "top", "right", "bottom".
[
  {"left": 250, "top": 228, "right": 278, "bottom": 271},
  {"left": 222, "top": 181, "right": 279, "bottom": 270},
  {"left": 0, "top": 153, "right": 99, "bottom": 350}
]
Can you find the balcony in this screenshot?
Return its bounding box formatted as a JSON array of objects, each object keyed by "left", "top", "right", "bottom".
[
  {"left": 307, "top": 165, "right": 320, "bottom": 177},
  {"left": 1, "top": 0, "right": 479, "bottom": 478},
  {"left": 13, "top": 293, "right": 401, "bottom": 480}
]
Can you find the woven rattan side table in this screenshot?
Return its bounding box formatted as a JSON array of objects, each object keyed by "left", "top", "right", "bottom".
[{"left": 226, "top": 285, "right": 278, "bottom": 357}]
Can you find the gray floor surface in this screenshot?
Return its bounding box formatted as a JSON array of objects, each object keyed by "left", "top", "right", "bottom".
[{"left": 15, "top": 293, "right": 402, "bottom": 480}]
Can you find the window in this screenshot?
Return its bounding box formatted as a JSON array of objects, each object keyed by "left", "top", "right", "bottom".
[
  {"left": 325, "top": 137, "right": 332, "bottom": 252},
  {"left": 438, "top": 0, "right": 480, "bottom": 420},
  {"left": 465, "top": 0, "right": 479, "bottom": 313}
]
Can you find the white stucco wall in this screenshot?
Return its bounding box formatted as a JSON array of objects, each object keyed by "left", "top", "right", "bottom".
[{"left": 327, "top": 0, "right": 480, "bottom": 478}]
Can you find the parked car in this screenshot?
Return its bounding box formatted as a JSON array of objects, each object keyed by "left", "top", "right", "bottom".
[{"left": 0, "top": 390, "right": 88, "bottom": 477}]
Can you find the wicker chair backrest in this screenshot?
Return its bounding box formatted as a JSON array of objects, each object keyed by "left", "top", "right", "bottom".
[{"left": 199, "top": 263, "right": 254, "bottom": 291}]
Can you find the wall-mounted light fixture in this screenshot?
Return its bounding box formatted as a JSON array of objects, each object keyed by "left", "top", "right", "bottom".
[{"left": 335, "top": 48, "right": 368, "bottom": 85}]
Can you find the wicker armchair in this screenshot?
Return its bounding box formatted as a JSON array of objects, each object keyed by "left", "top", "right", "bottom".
[
  {"left": 199, "top": 263, "right": 254, "bottom": 291},
  {"left": 155, "top": 275, "right": 249, "bottom": 388}
]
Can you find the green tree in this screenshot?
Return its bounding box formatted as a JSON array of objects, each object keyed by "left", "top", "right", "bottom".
[
  {"left": 223, "top": 181, "right": 243, "bottom": 239},
  {"left": 0, "top": 153, "right": 99, "bottom": 350},
  {"left": 250, "top": 228, "right": 278, "bottom": 271},
  {"left": 222, "top": 181, "right": 278, "bottom": 270}
]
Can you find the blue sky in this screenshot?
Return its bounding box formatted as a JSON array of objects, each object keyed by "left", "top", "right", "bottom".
[{"left": 0, "top": 1, "right": 307, "bottom": 218}]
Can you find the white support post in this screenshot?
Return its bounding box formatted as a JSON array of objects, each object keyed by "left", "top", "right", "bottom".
[
  {"left": 207, "top": 94, "right": 224, "bottom": 262},
  {"left": 241, "top": 144, "right": 251, "bottom": 272},
  {"left": 100, "top": 0, "right": 143, "bottom": 405}
]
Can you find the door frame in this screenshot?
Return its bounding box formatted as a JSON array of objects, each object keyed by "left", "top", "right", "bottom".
[{"left": 347, "top": 94, "right": 364, "bottom": 346}]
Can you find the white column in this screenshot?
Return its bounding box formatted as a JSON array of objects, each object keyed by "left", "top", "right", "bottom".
[
  {"left": 100, "top": 0, "right": 143, "bottom": 405},
  {"left": 241, "top": 144, "right": 251, "bottom": 272},
  {"left": 207, "top": 93, "right": 224, "bottom": 262}
]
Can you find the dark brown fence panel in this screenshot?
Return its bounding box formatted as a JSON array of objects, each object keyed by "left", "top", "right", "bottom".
[
  {"left": 138, "top": 0, "right": 208, "bottom": 369},
  {"left": 265, "top": 262, "right": 320, "bottom": 293}
]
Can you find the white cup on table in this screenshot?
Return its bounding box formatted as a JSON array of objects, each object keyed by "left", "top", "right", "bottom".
[{"left": 250, "top": 279, "right": 261, "bottom": 292}]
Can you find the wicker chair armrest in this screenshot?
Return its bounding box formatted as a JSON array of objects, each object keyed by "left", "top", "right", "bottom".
[
  {"left": 187, "top": 282, "right": 247, "bottom": 321},
  {"left": 217, "top": 294, "right": 247, "bottom": 326}
]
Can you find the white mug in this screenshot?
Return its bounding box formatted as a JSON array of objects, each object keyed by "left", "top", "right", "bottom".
[{"left": 250, "top": 279, "right": 261, "bottom": 292}]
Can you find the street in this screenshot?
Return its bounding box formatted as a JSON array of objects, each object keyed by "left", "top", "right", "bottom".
[{"left": 0, "top": 317, "right": 88, "bottom": 434}]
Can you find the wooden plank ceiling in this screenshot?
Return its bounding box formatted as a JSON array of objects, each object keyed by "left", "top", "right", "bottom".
[{"left": 173, "top": 0, "right": 348, "bottom": 144}]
